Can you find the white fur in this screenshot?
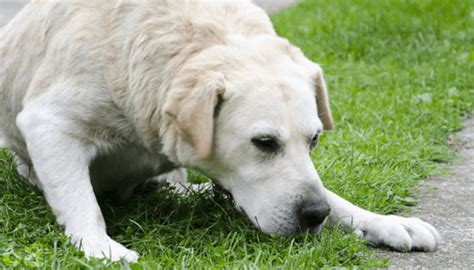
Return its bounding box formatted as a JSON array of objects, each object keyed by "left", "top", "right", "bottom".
[
  {"left": 325, "top": 189, "right": 442, "bottom": 251},
  {"left": 0, "top": 0, "right": 440, "bottom": 262}
]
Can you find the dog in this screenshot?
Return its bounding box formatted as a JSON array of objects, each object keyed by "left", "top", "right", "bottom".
[{"left": 0, "top": 0, "right": 441, "bottom": 262}]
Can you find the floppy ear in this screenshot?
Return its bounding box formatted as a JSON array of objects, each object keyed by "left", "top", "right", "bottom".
[
  {"left": 165, "top": 72, "right": 225, "bottom": 160},
  {"left": 312, "top": 65, "right": 334, "bottom": 130}
]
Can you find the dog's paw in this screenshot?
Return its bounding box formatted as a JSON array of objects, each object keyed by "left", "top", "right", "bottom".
[
  {"left": 154, "top": 168, "right": 191, "bottom": 194},
  {"left": 75, "top": 236, "right": 139, "bottom": 262},
  {"left": 154, "top": 168, "right": 212, "bottom": 194},
  {"left": 356, "top": 214, "right": 442, "bottom": 252}
]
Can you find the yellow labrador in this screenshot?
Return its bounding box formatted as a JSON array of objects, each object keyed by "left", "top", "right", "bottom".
[{"left": 0, "top": 0, "right": 440, "bottom": 262}]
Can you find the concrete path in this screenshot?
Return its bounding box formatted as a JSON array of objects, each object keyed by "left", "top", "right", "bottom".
[
  {"left": 3, "top": 1, "right": 472, "bottom": 269},
  {"left": 380, "top": 115, "right": 474, "bottom": 269}
]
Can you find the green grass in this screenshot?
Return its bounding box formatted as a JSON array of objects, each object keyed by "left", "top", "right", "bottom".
[{"left": 1, "top": 0, "right": 473, "bottom": 268}]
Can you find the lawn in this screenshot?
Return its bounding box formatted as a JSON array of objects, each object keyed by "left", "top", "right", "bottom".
[{"left": 1, "top": 0, "right": 473, "bottom": 268}]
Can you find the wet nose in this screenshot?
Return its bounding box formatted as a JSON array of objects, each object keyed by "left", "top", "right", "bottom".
[{"left": 297, "top": 200, "right": 331, "bottom": 230}]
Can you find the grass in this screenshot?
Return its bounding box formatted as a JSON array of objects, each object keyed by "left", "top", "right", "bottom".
[{"left": 1, "top": 0, "right": 473, "bottom": 268}]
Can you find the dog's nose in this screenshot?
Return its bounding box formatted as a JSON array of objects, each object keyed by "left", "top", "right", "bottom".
[{"left": 297, "top": 201, "right": 331, "bottom": 230}]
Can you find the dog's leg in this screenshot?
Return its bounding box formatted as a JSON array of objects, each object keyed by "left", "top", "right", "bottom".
[
  {"left": 324, "top": 188, "right": 441, "bottom": 251},
  {"left": 16, "top": 106, "right": 139, "bottom": 262}
]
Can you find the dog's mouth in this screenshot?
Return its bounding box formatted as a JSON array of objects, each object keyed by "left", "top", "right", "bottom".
[
  {"left": 281, "top": 220, "right": 326, "bottom": 236},
  {"left": 235, "top": 205, "right": 327, "bottom": 236},
  {"left": 304, "top": 221, "right": 325, "bottom": 234},
  {"left": 298, "top": 215, "right": 328, "bottom": 234}
]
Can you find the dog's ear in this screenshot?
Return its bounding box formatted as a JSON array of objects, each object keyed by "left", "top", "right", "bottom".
[
  {"left": 312, "top": 65, "right": 334, "bottom": 130},
  {"left": 165, "top": 72, "right": 225, "bottom": 160}
]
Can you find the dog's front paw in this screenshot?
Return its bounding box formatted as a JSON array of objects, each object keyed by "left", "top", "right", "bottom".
[
  {"left": 74, "top": 235, "right": 139, "bottom": 262},
  {"left": 356, "top": 214, "right": 442, "bottom": 252}
]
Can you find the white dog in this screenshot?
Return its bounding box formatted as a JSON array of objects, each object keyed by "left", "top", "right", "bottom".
[{"left": 0, "top": 0, "right": 441, "bottom": 262}]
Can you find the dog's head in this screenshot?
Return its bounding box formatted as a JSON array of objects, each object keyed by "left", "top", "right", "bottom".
[{"left": 164, "top": 35, "right": 333, "bottom": 236}]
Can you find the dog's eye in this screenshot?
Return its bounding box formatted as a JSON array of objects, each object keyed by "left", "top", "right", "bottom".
[
  {"left": 251, "top": 136, "right": 279, "bottom": 153},
  {"left": 310, "top": 134, "right": 320, "bottom": 150}
]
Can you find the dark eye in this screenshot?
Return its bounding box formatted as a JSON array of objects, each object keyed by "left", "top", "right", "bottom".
[
  {"left": 310, "top": 134, "right": 320, "bottom": 150},
  {"left": 251, "top": 136, "right": 280, "bottom": 153}
]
